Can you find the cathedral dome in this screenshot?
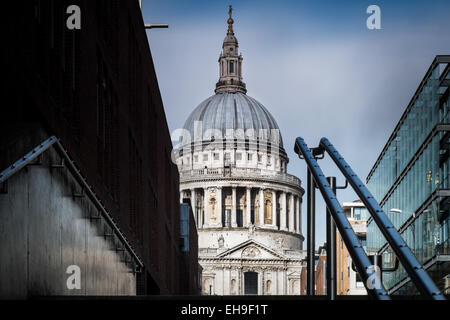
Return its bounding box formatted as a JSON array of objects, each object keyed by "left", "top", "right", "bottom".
[
  {"left": 178, "top": 7, "right": 304, "bottom": 297},
  {"left": 183, "top": 92, "right": 284, "bottom": 149}
]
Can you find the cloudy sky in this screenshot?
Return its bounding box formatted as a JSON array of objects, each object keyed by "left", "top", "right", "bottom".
[{"left": 142, "top": 0, "right": 450, "bottom": 247}]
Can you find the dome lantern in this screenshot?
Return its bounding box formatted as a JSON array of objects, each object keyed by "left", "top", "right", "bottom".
[{"left": 216, "top": 6, "right": 247, "bottom": 94}]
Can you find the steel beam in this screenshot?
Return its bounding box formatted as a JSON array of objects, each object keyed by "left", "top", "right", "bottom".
[
  {"left": 295, "top": 137, "right": 390, "bottom": 300},
  {"left": 306, "top": 169, "right": 315, "bottom": 296},
  {"left": 326, "top": 177, "right": 337, "bottom": 300},
  {"left": 319, "top": 137, "right": 445, "bottom": 300}
]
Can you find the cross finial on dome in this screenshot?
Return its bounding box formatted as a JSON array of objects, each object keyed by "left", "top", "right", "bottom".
[{"left": 227, "top": 5, "right": 234, "bottom": 35}]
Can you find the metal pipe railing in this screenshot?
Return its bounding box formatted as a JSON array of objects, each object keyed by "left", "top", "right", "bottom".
[
  {"left": 306, "top": 169, "right": 315, "bottom": 296},
  {"left": 326, "top": 176, "right": 337, "bottom": 300},
  {"left": 295, "top": 137, "right": 391, "bottom": 300},
  {"left": 319, "top": 137, "right": 445, "bottom": 300},
  {"left": 0, "top": 136, "right": 144, "bottom": 269}
]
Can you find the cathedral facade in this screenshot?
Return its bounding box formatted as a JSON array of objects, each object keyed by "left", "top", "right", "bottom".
[{"left": 175, "top": 8, "right": 305, "bottom": 295}]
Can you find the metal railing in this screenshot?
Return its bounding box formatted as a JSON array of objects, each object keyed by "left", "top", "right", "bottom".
[
  {"left": 0, "top": 136, "right": 144, "bottom": 270},
  {"left": 295, "top": 136, "right": 446, "bottom": 300},
  {"left": 295, "top": 137, "right": 390, "bottom": 300}
]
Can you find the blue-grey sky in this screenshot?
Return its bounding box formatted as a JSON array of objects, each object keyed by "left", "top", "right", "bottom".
[{"left": 142, "top": 0, "right": 450, "bottom": 248}]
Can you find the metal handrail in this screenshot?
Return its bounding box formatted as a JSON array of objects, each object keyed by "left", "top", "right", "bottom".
[
  {"left": 0, "top": 136, "right": 144, "bottom": 269},
  {"left": 295, "top": 137, "right": 391, "bottom": 300},
  {"left": 319, "top": 137, "right": 445, "bottom": 300},
  {"left": 0, "top": 136, "right": 57, "bottom": 184}
]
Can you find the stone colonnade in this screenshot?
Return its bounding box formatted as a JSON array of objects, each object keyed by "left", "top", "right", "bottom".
[{"left": 182, "top": 186, "right": 302, "bottom": 235}]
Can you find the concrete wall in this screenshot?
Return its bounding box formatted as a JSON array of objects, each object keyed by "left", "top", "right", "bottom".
[{"left": 0, "top": 146, "right": 136, "bottom": 298}]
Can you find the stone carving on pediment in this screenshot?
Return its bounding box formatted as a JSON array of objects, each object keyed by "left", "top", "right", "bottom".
[
  {"left": 248, "top": 223, "right": 255, "bottom": 236},
  {"left": 242, "top": 246, "right": 261, "bottom": 258},
  {"left": 276, "top": 237, "right": 284, "bottom": 249},
  {"left": 218, "top": 235, "right": 224, "bottom": 248}
]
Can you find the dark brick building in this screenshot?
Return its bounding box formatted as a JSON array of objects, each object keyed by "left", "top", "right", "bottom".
[
  {"left": 180, "top": 200, "right": 202, "bottom": 295},
  {"left": 1, "top": 1, "right": 189, "bottom": 295}
]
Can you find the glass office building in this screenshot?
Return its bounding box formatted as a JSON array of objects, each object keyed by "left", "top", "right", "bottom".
[{"left": 366, "top": 56, "right": 450, "bottom": 294}]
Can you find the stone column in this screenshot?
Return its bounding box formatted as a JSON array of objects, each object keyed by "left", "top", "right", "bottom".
[
  {"left": 259, "top": 188, "right": 265, "bottom": 227},
  {"left": 231, "top": 187, "right": 237, "bottom": 227},
  {"left": 296, "top": 196, "right": 301, "bottom": 234},
  {"left": 180, "top": 189, "right": 184, "bottom": 204},
  {"left": 261, "top": 268, "right": 265, "bottom": 295},
  {"left": 272, "top": 190, "right": 277, "bottom": 228},
  {"left": 289, "top": 193, "right": 295, "bottom": 232},
  {"left": 224, "top": 266, "right": 231, "bottom": 295},
  {"left": 246, "top": 187, "right": 251, "bottom": 227},
  {"left": 190, "top": 189, "right": 196, "bottom": 226},
  {"left": 198, "top": 191, "right": 203, "bottom": 228},
  {"left": 203, "top": 187, "right": 209, "bottom": 227},
  {"left": 280, "top": 192, "right": 287, "bottom": 231},
  {"left": 238, "top": 267, "right": 242, "bottom": 295},
  {"left": 217, "top": 187, "right": 223, "bottom": 227}
]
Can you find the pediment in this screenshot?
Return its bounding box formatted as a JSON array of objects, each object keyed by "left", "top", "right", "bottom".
[{"left": 216, "top": 239, "right": 285, "bottom": 260}]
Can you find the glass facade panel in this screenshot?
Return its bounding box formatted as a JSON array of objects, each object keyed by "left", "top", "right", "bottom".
[
  {"left": 366, "top": 60, "right": 450, "bottom": 293},
  {"left": 367, "top": 135, "right": 442, "bottom": 253},
  {"left": 379, "top": 197, "right": 450, "bottom": 290},
  {"left": 367, "top": 65, "right": 442, "bottom": 202}
]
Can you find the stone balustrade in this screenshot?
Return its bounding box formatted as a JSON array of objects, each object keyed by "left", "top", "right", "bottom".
[{"left": 180, "top": 166, "right": 301, "bottom": 188}]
